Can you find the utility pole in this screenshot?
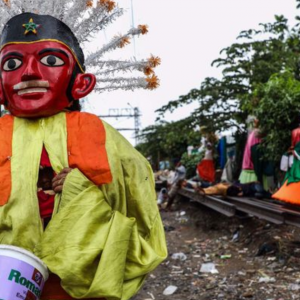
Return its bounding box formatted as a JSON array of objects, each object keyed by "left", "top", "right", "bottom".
[
  {"left": 133, "top": 107, "right": 141, "bottom": 141},
  {"left": 98, "top": 107, "right": 141, "bottom": 145}
]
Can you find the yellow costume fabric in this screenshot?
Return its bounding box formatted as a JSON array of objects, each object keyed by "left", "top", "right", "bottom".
[{"left": 0, "top": 112, "right": 167, "bottom": 300}]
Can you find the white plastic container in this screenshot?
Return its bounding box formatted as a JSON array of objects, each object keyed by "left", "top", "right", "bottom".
[{"left": 0, "top": 244, "right": 49, "bottom": 300}]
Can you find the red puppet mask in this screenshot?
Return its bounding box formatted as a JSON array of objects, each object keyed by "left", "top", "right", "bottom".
[
  {"left": 0, "top": 41, "right": 95, "bottom": 118},
  {"left": 0, "top": 13, "right": 96, "bottom": 118}
]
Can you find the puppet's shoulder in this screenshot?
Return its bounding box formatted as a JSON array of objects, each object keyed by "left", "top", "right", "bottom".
[
  {"left": 66, "top": 111, "right": 150, "bottom": 169},
  {"left": 101, "top": 118, "right": 147, "bottom": 161},
  {"left": 0, "top": 114, "right": 14, "bottom": 126},
  {"left": 0, "top": 114, "right": 14, "bottom": 140}
]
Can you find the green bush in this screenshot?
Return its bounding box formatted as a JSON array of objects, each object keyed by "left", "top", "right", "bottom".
[
  {"left": 180, "top": 152, "right": 203, "bottom": 179},
  {"left": 254, "top": 71, "right": 300, "bottom": 163}
]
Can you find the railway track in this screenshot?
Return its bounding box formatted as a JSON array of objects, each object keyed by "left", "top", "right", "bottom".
[{"left": 178, "top": 187, "right": 300, "bottom": 228}]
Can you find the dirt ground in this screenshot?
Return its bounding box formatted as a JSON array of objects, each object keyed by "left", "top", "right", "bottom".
[{"left": 133, "top": 198, "right": 300, "bottom": 300}]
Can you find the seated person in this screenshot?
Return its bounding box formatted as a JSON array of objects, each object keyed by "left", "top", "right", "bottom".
[
  {"left": 157, "top": 187, "right": 168, "bottom": 207},
  {"left": 165, "top": 179, "right": 185, "bottom": 210}
]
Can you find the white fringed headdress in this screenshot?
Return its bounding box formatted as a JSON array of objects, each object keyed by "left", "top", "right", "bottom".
[{"left": 0, "top": 0, "right": 160, "bottom": 92}]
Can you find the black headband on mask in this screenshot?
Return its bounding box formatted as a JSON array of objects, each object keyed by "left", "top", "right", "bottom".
[{"left": 0, "top": 12, "right": 85, "bottom": 72}]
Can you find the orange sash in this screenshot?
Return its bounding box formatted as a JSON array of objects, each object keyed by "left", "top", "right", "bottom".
[
  {"left": 0, "top": 114, "right": 13, "bottom": 205},
  {"left": 66, "top": 112, "right": 112, "bottom": 185},
  {"left": 0, "top": 112, "right": 112, "bottom": 206}
]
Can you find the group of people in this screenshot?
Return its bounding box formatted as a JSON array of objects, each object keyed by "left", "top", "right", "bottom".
[
  {"left": 158, "top": 114, "right": 300, "bottom": 207},
  {"left": 235, "top": 115, "right": 300, "bottom": 204}
]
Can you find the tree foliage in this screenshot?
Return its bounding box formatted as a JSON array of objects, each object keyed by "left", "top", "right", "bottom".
[
  {"left": 135, "top": 117, "right": 199, "bottom": 169},
  {"left": 156, "top": 14, "right": 300, "bottom": 133},
  {"left": 180, "top": 152, "right": 203, "bottom": 179},
  {"left": 137, "top": 1, "right": 300, "bottom": 171},
  {"left": 253, "top": 71, "right": 300, "bottom": 162}
]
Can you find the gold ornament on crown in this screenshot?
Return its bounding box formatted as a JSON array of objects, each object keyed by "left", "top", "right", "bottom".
[
  {"left": 146, "top": 75, "right": 160, "bottom": 90},
  {"left": 138, "top": 25, "right": 148, "bottom": 35},
  {"left": 0, "top": 0, "right": 161, "bottom": 91},
  {"left": 86, "top": 0, "right": 93, "bottom": 8},
  {"left": 97, "top": 0, "right": 116, "bottom": 12},
  {"left": 2, "top": 0, "right": 10, "bottom": 7}
]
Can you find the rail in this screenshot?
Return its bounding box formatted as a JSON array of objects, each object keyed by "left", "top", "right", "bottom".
[{"left": 177, "top": 187, "right": 300, "bottom": 228}]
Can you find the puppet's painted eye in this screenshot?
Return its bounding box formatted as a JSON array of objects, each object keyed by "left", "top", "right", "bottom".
[
  {"left": 40, "top": 55, "right": 65, "bottom": 66},
  {"left": 3, "top": 58, "right": 22, "bottom": 71}
]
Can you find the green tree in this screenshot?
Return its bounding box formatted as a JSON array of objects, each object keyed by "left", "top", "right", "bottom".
[
  {"left": 180, "top": 151, "right": 203, "bottom": 179},
  {"left": 153, "top": 2, "right": 300, "bottom": 172},
  {"left": 139, "top": 1, "right": 300, "bottom": 172},
  {"left": 156, "top": 13, "right": 300, "bottom": 133},
  {"left": 136, "top": 117, "right": 199, "bottom": 169},
  {"left": 253, "top": 71, "right": 300, "bottom": 162}
]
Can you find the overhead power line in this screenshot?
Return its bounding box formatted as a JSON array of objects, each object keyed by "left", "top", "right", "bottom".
[{"left": 98, "top": 107, "right": 141, "bottom": 145}]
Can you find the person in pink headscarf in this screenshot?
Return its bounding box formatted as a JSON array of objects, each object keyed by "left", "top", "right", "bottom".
[{"left": 239, "top": 117, "right": 262, "bottom": 183}]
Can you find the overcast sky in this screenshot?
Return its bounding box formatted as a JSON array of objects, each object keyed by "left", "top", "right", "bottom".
[{"left": 85, "top": 0, "right": 298, "bottom": 144}]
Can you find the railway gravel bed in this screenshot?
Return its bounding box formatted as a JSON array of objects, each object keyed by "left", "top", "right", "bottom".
[{"left": 134, "top": 200, "right": 300, "bottom": 300}]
